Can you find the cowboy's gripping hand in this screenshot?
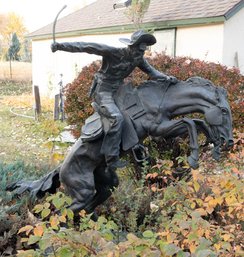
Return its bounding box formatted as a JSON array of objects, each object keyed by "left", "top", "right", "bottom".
[
  {"left": 167, "top": 75, "right": 179, "bottom": 84},
  {"left": 51, "top": 42, "right": 60, "bottom": 53},
  {"left": 157, "top": 75, "right": 178, "bottom": 84}
]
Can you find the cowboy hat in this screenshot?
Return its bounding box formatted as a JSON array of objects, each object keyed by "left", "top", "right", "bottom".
[{"left": 119, "top": 30, "right": 156, "bottom": 46}]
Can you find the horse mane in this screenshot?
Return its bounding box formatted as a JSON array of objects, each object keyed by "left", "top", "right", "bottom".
[
  {"left": 186, "top": 76, "right": 215, "bottom": 89},
  {"left": 186, "top": 76, "right": 228, "bottom": 100},
  {"left": 136, "top": 76, "right": 227, "bottom": 104}
]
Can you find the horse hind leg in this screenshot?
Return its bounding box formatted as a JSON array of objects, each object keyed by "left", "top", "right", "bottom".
[
  {"left": 64, "top": 182, "right": 96, "bottom": 216},
  {"left": 84, "top": 163, "right": 120, "bottom": 216},
  {"left": 60, "top": 155, "right": 97, "bottom": 216}
]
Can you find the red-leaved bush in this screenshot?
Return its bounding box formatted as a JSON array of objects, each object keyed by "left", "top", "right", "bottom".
[{"left": 64, "top": 54, "right": 243, "bottom": 138}]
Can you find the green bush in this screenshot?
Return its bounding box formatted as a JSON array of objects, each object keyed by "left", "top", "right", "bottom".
[
  {"left": 64, "top": 54, "right": 243, "bottom": 137},
  {"left": 0, "top": 161, "right": 32, "bottom": 205},
  {"left": 0, "top": 161, "right": 51, "bottom": 216},
  {"left": 16, "top": 171, "right": 244, "bottom": 256},
  {"left": 0, "top": 161, "right": 49, "bottom": 255},
  {"left": 149, "top": 55, "right": 243, "bottom": 130},
  {"left": 64, "top": 61, "right": 100, "bottom": 138}
]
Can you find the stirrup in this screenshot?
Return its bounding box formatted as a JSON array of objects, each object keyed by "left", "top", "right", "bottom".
[{"left": 132, "top": 144, "right": 149, "bottom": 164}]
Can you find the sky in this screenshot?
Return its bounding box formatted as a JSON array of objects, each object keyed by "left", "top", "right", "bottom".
[{"left": 0, "top": 0, "right": 96, "bottom": 32}]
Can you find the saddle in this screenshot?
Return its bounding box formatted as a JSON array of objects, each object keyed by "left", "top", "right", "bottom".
[{"left": 81, "top": 83, "right": 145, "bottom": 151}]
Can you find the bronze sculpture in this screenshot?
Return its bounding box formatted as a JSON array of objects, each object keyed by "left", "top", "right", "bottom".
[
  {"left": 51, "top": 30, "right": 178, "bottom": 173},
  {"left": 7, "top": 78, "right": 234, "bottom": 217},
  {"left": 7, "top": 31, "right": 234, "bottom": 220}
]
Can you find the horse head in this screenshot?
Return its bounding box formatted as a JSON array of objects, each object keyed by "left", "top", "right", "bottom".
[{"left": 204, "top": 86, "right": 234, "bottom": 158}]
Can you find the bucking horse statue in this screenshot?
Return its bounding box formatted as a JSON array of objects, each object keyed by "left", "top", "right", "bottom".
[
  {"left": 7, "top": 9, "right": 234, "bottom": 219},
  {"left": 7, "top": 76, "right": 234, "bottom": 218}
]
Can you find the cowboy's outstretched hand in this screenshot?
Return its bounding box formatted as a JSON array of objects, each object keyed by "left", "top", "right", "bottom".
[{"left": 51, "top": 42, "right": 60, "bottom": 53}]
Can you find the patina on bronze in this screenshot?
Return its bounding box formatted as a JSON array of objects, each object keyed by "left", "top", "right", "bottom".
[{"left": 7, "top": 30, "right": 234, "bottom": 219}]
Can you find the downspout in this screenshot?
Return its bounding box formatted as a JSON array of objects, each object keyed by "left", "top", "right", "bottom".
[{"left": 173, "top": 27, "right": 177, "bottom": 57}]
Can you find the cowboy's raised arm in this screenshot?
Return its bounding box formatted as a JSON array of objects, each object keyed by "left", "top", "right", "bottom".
[
  {"left": 138, "top": 58, "right": 178, "bottom": 83},
  {"left": 51, "top": 41, "right": 116, "bottom": 56},
  {"left": 138, "top": 58, "right": 167, "bottom": 79}
]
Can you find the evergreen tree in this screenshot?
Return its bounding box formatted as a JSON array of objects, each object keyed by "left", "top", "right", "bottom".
[
  {"left": 8, "top": 32, "right": 20, "bottom": 61},
  {"left": 22, "top": 38, "right": 32, "bottom": 62}
]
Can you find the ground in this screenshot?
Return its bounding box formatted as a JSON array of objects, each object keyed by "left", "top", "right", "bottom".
[
  {"left": 0, "top": 61, "right": 32, "bottom": 81},
  {"left": 0, "top": 62, "right": 68, "bottom": 167}
]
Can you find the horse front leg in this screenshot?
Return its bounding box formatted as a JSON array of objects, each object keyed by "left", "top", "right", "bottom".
[
  {"left": 193, "top": 119, "right": 221, "bottom": 160},
  {"left": 59, "top": 139, "right": 102, "bottom": 216},
  {"left": 152, "top": 118, "right": 199, "bottom": 169}
]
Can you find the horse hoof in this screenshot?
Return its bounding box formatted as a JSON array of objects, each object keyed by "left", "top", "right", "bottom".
[
  {"left": 212, "top": 150, "right": 220, "bottom": 161},
  {"left": 90, "top": 211, "right": 98, "bottom": 221},
  {"left": 187, "top": 156, "right": 199, "bottom": 169}
]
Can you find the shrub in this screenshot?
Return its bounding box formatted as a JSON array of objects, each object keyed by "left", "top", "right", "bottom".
[
  {"left": 0, "top": 161, "right": 50, "bottom": 255},
  {"left": 64, "top": 54, "right": 243, "bottom": 137},
  {"left": 64, "top": 61, "right": 100, "bottom": 138},
  {"left": 149, "top": 55, "right": 243, "bottom": 130},
  {"left": 16, "top": 168, "right": 244, "bottom": 256}
]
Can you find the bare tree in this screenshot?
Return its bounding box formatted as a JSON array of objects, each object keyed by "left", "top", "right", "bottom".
[{"left": 124, "top": 0, "right": 151, "bottom": 28}]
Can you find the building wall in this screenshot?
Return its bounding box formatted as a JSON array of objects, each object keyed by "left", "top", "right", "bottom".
[
  {"left": 175, "top": 24, "right": 224, "bottom": 63},
  {"left": 223, "top": 7, "right": 244, "bottom": 74},
  {"left": 32, "top": 19, "right": 242, "bottom": 96},
  {"left": 151, "top": 29, "right": 176, "bottom": 56},
  {"left": 32, "top": 29, "right": 177, "bottom": 96}
]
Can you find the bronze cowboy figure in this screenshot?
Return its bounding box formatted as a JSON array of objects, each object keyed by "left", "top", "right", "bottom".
[{"left": 51, "top": 30, "right": 178, "bottom": 173}]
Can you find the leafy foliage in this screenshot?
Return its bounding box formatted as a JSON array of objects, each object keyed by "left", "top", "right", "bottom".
[
  {"left": 1, "top": 124, "right": 243, "bottom": 256},
  {"left": 124, "top": 0, "right": 151, "bottom": 28},
  {"left": 0, "top": 161, "right": 51, "bottom": 255},
  {"left": 0, "top": 162, "right": 22, "bottom": 202},
  {"left": 0, "top": 12, "right": 28, "bottom": 61},
  {"left": 64, "top": 54, "right": 243, "bottom": 137},
  {"left": 64, "top": 61, "right": 100, "bottom": 138},
  {"left": 12, "top": 135, "right": 243, "bottom": 256},
  {"left": 16, "top": 162, "right": 244, "bottom": 256}
]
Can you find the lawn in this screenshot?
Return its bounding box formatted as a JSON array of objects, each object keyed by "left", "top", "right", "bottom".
[{"left": 0, "top": 80, "right": 68, "bottom": 167}]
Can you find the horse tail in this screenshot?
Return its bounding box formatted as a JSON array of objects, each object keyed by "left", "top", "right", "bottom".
[{"left": 6, "top": 166, "right": 61, "bottom": 200}]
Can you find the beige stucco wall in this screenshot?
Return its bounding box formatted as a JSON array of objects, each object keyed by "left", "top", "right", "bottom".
[
  {"left": 223, "top": 7, "right": 244, "bottom": 74},
  {"left": 32, "top": 16, "right": 243, "bottom": 96},
  {"left": 151, "top": 29, "right": 175, "bottom": 56},
  {"left": 176, "top": 24, "right": 224, "bottom": 63}
]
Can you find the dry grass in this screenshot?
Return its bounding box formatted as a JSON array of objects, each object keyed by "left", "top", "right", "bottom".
[
  {"left": 0, "top": 61, "right": 32, "bottom": 81},
  {"left": 1, "top": 94, "right": 55, "bottom": 112},
  {"left": 0, "top": 93, "right": 66, "bottom": 166}
]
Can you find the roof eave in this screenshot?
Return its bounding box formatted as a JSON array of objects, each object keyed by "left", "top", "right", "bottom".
[
  {"left": 28, "top": 16, "right": 226, "bottom": 41},
  {"left": 224, "top": 0, "right": 244, "bottom": 20}
]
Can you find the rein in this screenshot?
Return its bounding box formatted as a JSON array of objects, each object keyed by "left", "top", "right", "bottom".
[
  {"left": 158, "top": 80, "right": 171, "bottom": 109},
  {"left": 156, "top": 80, "right": 173, "bottom": 123}
]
